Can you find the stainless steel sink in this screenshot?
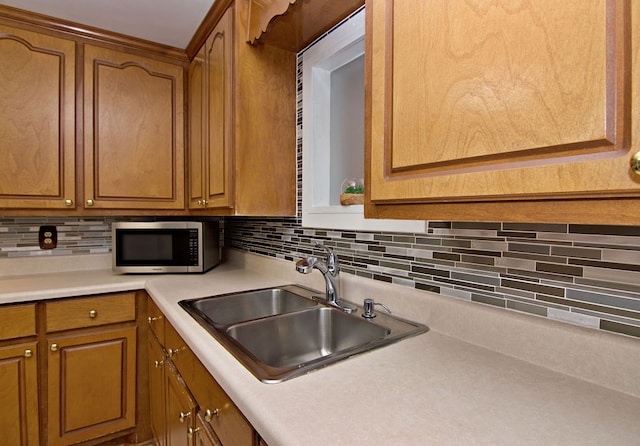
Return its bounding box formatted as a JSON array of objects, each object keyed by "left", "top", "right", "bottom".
[
  {"left": 227, "top": 307, "right": 390, "bottom": 369},
  {"left": 180, "top": 285, "right": 428, "bottom": 383},
  {"left": 183, "top": 286, "right": 318, "bottom": 327}
]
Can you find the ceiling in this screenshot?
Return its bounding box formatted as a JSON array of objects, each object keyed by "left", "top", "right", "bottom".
[{"left": 0, "top": 0, "right": 216, "bottom": 48}]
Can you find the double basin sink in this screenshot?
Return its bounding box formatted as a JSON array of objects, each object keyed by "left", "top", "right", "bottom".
[{"left": 179, "top": 285, "right": 429, "bottom": 383}]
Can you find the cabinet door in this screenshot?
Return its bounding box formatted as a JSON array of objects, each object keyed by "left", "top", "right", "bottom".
[
  {"left": 47, "top": 327, "right": 137, "bottom": 446},
  {"left": 0, "top": 24, "right": 75, "bottom": 209},
  {"left": 204, "top": 7, "right": 234, "bottom": 210},
  {"left": 83, "top": 45, "right": 185, "bottom": 210},
  {"left": 0, "top": 343, "right": 39, "bottom": 446},
  {"left": 149, "top": 334, "right": 166, "bottom": 446},
  {"left": 367, "top": 0, "right": 639, "bottom": 223},
  {"left": 188, "top": 356, "right": 254, "bottom": 446},
  {"left": 188, "top": 45, "right": 207, "bottom": 210},
  {"left": 166, "top": 363, "right": 196, "bottom": 446}
]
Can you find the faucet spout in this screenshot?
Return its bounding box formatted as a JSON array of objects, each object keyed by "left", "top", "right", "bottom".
[{"left": 295, "top": 244, "right": 356, "bottom": 313}]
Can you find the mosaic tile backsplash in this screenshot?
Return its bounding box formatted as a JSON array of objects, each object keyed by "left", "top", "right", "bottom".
[
  {"left": 3, "top": 216, "right": 638, "bottom": 339},
  {"left": 224, "top": 218, "right": 640, "bottom": 339}
]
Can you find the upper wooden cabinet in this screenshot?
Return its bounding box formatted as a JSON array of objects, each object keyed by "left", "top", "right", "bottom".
[
  {"left": 366, "top": 0, "right": 640, "bottom": 224},
  {"left": 189, "top": 1, "right": 296, "bottom": 216},
  {"left": 189, "top": 8, "right": 234, "bottom": 210},
  {"left": 0, "top": 24, "right": 76, "bottom": 210},
  {"left": 83, "top": 45, "right": 185, "bottom": 210},
  {"left": 246, "top": 0, "right": 364, "bottom": 52}
]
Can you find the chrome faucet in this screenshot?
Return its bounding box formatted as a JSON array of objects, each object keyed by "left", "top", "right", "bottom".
[{"left": 296, "top": 243, "right": 356, "bottom": 313}]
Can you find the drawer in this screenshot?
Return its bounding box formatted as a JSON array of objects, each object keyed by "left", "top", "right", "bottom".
[
  {"left": 0, "top": 303, "right": 36, "bottom": 340},
  {"left": 46, "top": 292, "right": 136, "bottom": 332},
  {"left": 147, "top": 296, "right": 165, "bottom": 344}
]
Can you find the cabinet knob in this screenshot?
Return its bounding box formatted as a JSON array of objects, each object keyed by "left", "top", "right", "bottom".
[
  {"left": 89, "top": 309, "right": 97, "bottom": 318},
  {"left": 64, "top": 199, "right": 73, "bottom": 207},
  {"left": 153, "top": 359, "right": 164, "bottom": 368},
  {"left": 168, "top": 347, "right": 183, "bottom": 358},
  {"left": 24, "top": 349, "right": 33, "bottom": 358},
  {"left": 204, "top": 408, "right": 219, "bottom": 422},
  {"left": 148, "top": 315, "right": 163, "bottom": 324},
  {"left": 86, "top": 199, "right": 94, "bottom": 206},
  {"left": 50, "top": 344, "right": 58, "bottom": 352},
  {"left": 187, "top": 426, "right": 200, "bottom": 439},
  {"left": 631, "top": 151, "right": 640, "bottom": 175},
  {"left": 179, "top": 411, "right": 191, "bottom": 423}
]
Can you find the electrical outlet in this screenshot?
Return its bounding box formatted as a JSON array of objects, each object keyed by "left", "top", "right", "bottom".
[{"left": 39, "top": 225, "right": 57, "bottom": 250}]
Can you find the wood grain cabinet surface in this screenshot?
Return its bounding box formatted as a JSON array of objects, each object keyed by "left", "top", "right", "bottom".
[
  {"left": 165, "top": 361, "right": 197, "bottom": 446},
  {"left": 83, "top": 44, "right": 185, "bottom": 210},
  {"left": 188, "top": 1, "right": 296, "bottom": 216},
  {"left": 189, "top": 7, "right": 234, "bottom": 211},
  {"left": 47, "top": 327, "right": 137, "bottom": 446},
  {"left": 0, "top": 303, "right": 39, "bottom": 446},
  {"left": 366, "top": 0, "right": 640, "bottom": 224},
  {"left": 0, "top": 24, "right": 76, "bottom": 210},
  {"left": 149, "top": 332, "right": 167, "bottom": 446},
  {"left": 45, "top": 293, "right": 138, "bottom": 446},
  {"left": 148, "top": 294, "right": 259, "bottom": 446}
]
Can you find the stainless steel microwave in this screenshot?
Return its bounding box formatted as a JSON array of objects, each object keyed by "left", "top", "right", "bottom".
[{"left": 112, "top": 221, "right": 220, "bottom": 274}]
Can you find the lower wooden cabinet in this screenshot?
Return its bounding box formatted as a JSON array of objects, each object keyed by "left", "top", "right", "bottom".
[
  {"left": 148, "top": 295, "right": 260, "bottom": 446},
  {"left": 0, "top": 292, "right": 141, "bottom": 446},
  {"left": 0, "top": 303, "right": 39, "bottom": 446},
  {"left": 45, "top": 292, "right": 138, "bottom": 446},
  {"left": 0, "top": 342, "right": 39, "bottom": 446},
  {"left": 166, "top": 361, "right": 197, "bottom": 445},
  {"left": 47, "top": 327, "right": 137, "bottom": 446},
  {"left": 149, "top": 333, "right": 167, "bottom": 446}
]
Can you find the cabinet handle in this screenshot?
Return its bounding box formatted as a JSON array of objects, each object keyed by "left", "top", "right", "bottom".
[
  {"left": 153, "top": 359, "right": 164, "bottom": 368},
  {"left": 89, "top": 309, "right": 97, "bottom": 318},
  {"left": 64, "top": 199, "right": 73, "bottom": 207},
  {"left": 86, "top": 199, "right": 94, "bottom": 206},
  {"left": 204, "top": 408, "right": 219, "bottom": 422},
  {"left": 50, "top": 344, "right": 58, "bottom": 352},
  {"left": 179, "top": 411, "right": 191, "bottom": 423},
  {"left": 187, "top": 426, "right": 200, "bottom": 439},
  {"left": 24, "top": 349, "right": 33, "bottom": 358},
  {"left": 148, "top": 315, "right": 163, "bottom": 324},
  {"left": 631, "top": 151, "right": 640, "bottom": 175}
]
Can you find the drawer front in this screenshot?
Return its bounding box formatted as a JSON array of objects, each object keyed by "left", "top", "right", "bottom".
[
  {"left": 0, "top": 304, "right": 37, "bottom": 340},
  {"left": 46, "top": 292, "right": 136, "bottom": 332}
]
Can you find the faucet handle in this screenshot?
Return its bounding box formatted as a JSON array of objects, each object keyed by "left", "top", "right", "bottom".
[
  {"left": 362, "top": 298, "right": 391, "bottom": 319},
  {"left": 315, "top": 243, "right": 339, "bottom": 273}
]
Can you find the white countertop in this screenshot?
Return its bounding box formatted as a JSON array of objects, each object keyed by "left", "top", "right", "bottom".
[{"left": 2, "top": 250, "right": 639, "bottom": 445}]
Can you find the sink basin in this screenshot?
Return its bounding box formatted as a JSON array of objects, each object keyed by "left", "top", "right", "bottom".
[
  {"left": 183, "top": 286, "right": 318, "bottom": 327},
  {"left": 227, "top": 307, "right": 389, "bottom": 369},
  {"left": 180, "top": 285, "right": 428, "bottom": 383}
]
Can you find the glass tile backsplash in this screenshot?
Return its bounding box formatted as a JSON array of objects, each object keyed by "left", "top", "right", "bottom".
[
  {"left": 1, "top": 216, "right": 639, "bottom": 339},
  {"left": 224, "top": 217, "right": 640, "bottom": 339}
]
